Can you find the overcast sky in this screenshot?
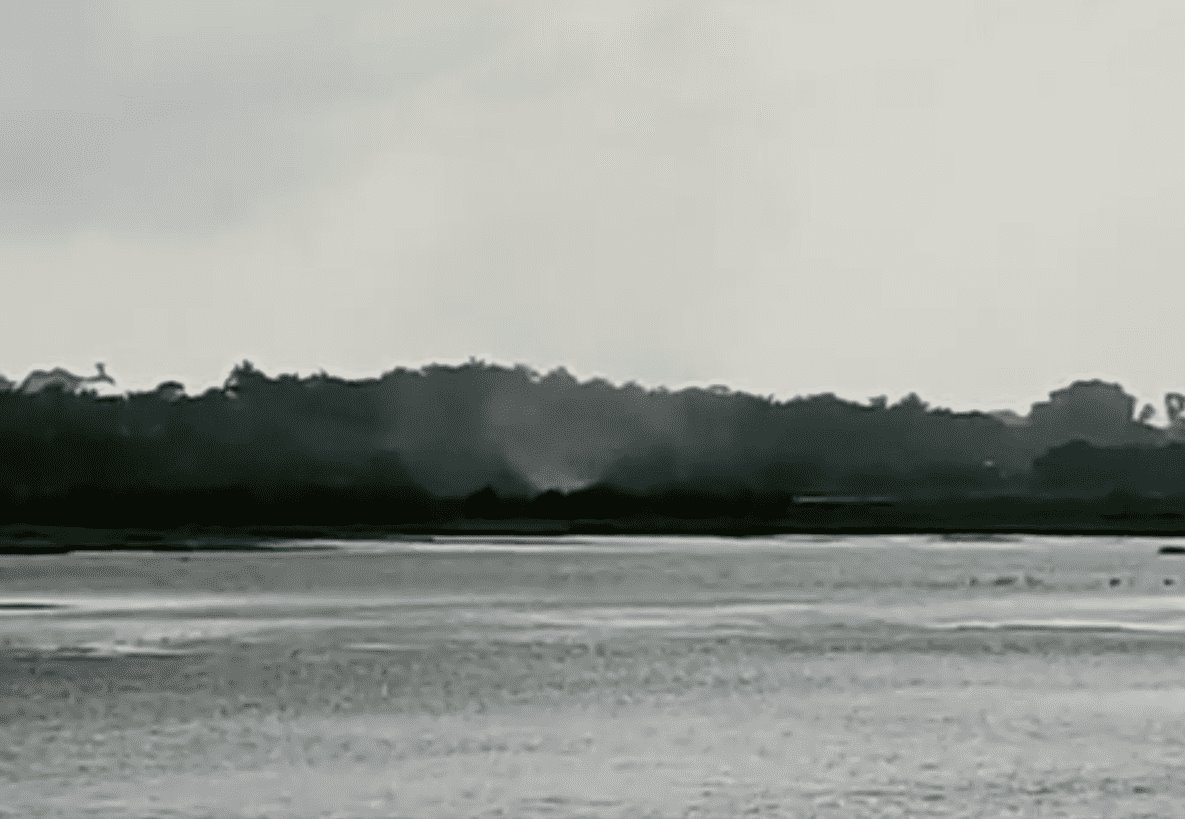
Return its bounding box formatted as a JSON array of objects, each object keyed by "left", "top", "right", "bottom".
[{"left": 3, "top": 2, "right": 1184, "bottom": 412}]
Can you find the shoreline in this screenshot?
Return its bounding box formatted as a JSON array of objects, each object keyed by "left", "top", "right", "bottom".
[{"left": 5, "top": 515, "right": 1185, "bottom": 555}]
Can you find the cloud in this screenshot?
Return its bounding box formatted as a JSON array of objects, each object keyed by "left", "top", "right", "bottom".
[
  {"left": 0, "top": 3, "right": 506, "bottom": 233},
  {"left": 3, "top": 2, "right": 1185, "bottom": 411}
]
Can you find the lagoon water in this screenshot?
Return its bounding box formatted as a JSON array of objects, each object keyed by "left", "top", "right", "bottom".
[{"left": 4, "top": 535, "right": 1185, "bottom": 817}]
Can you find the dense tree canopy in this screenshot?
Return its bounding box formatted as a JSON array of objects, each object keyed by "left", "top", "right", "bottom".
[{"left": 0, "top": 362, "right": 1181, "bottom": 522}]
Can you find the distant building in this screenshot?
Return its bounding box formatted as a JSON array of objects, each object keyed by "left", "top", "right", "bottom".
[
  {"left": 17, "top": 363, "right": 116, "bottom": 395},
  {"left": 1028, "top": 379, "right": 1138, "bottom": 444}
]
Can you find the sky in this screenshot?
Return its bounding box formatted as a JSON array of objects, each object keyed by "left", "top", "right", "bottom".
[{"left": 3, "top": 1, "right": 1185, "bottom": 414}]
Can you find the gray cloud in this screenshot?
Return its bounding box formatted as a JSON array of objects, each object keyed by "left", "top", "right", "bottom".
[
  {"left": 0, "top": 3, "right": 506, "bottom": 232},
  {"left": 3, "top": 2, "right": 1185, "bottom": 412}
]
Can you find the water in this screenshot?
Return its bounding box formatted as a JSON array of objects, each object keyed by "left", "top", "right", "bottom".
[{"left": 3, "top": 534, "right": 1185, "bottom": 817}]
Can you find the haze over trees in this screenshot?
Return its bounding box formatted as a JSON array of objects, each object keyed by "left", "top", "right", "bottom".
[{"left": 1, "top": 360, "right": 1184, "bottom": 524}]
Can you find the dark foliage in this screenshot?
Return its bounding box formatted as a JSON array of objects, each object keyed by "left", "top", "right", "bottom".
[{"left": 0, "top": 361, "right": 1180, "bottom": 524}]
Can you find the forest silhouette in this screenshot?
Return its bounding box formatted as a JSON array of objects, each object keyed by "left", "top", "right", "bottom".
[{"left": 2, "top": 361, "right": 1185, "bottom": 530}]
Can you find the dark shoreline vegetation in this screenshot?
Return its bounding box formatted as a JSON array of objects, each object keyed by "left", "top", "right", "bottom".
[
  {"left": 7, "top": 492, "right": 1185, "bottom": 555},
  {"left": 4, "top": 360, "right": 1185, "bottom": 544}
]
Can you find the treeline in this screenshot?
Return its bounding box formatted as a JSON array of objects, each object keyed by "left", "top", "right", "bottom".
[{"left": 1, "top": 360, "right": 1184, "bottom": 524}]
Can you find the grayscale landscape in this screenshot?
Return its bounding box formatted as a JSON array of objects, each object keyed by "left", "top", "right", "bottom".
[{"left": 6, "top": 2, "right": 1185, "bottom": 815}]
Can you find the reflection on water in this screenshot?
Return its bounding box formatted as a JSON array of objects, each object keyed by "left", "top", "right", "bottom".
[{"left": 3, "top": 535, "right": 1185, "bottom": 817}]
